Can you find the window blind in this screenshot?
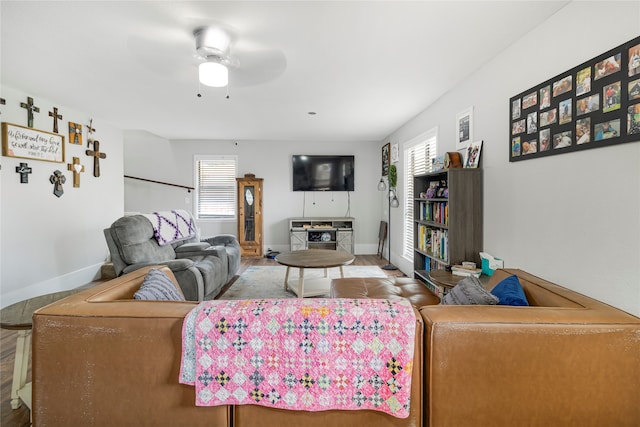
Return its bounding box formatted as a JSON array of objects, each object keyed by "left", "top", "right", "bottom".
[
  {"left": 195, "top": 156, "right": 237, "bottom": 219},
  {"left": 403, "top": 130, "right": 437, "bottom": 259}
]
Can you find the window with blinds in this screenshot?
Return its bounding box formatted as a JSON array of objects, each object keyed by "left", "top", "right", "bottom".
[
  {"left": 403, "top": 129, "right": 437, "bottom": 259},
  {"left": 195, "top": 155, "right": 238, "bottom": 219}
]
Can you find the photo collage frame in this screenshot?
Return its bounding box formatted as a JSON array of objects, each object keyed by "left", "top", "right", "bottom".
[{"left": 509, "top": 35, "right": 640, "bottom": 161}]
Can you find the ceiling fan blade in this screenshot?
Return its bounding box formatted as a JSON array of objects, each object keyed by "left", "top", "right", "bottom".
[{"left": 230, "top": 47, "right": 287, "bottom": 87}]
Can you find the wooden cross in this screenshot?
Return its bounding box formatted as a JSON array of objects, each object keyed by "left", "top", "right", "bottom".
[
  {"left": 86, "top": 118, "right": 96, "bottom": 148},
  {"left": 67, "top": 157, "right": 85, "bottom": 187},
  {"left": 86, "top": 140, "right": 107, "bottom": 177},
  {"left": 15, "top": 162, "right": 33, "bottom": 183},
  {"left": 49, "top": 107, "right": 63, "bottom": 133},
  {"left": 68, "top": 122, "right": 83, "bottom": 145},
  {"left": 49, "top": 170, "right": 66, "bottom": 198},
  {"left": 20, "top": 96, "right": 40, "bottom": 128}
]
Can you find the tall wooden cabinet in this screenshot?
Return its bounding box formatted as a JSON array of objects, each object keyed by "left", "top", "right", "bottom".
[
  {"left": 236, "top": 174, "right": 263, "bottom": 257},
  {"left": 413, "top": 168, "right": 482, "bottom": 288}
]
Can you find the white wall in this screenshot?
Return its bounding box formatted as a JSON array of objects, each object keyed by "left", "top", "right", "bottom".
[
  {"left": 385, "top": 1, "right": 640, "bottom": 316},
  {"left": 123, "top": 131, "right": 382, "bottom": 254},
  {"left": 0, "top": 85, "right": 124, "bottom": 308}
]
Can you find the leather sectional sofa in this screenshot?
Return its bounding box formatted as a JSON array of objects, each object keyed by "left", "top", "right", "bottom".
[{"left": 32, "top": 267, "right": 640, "bottom": 426}]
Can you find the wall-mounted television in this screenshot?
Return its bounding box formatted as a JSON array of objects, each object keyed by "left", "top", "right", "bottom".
[{"left": 292, "top": 155, "right": 354, "bottom": 192}]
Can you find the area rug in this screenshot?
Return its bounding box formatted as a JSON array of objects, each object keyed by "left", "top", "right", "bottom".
[{"left": 218, "top": 265, "right": 387, "bottom": 300}]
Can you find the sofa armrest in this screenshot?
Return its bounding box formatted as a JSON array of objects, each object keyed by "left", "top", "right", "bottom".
[
  {"left": 122, "top": 258, "right": 196, "bottom": 275},
  {"left": 31, "top": 268, "right": 229, "bottom": 425},
  {"left": 420, "top": 305, "right": 640, "bottom": 426},
  {"left": 202, "top": 234, "right": 239, "bottom": 248}
]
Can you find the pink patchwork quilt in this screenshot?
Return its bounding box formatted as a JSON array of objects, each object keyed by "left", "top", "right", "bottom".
[{"left": 180, "top": 298, "right": 416, "bottom": 418}]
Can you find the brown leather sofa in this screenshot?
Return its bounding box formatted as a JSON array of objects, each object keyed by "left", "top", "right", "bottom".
[
  {"left": 31, "top": 266, "right": 423, "bottom": 427},
  {"left": 331, "top": 269, "right": 640, "bottom": 426},
  {"left": 32, "top": 267, "right": 640, "bottom": 426}
]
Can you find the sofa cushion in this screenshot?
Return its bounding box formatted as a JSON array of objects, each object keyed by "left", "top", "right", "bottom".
[
  {"left": 441, "top": 276, "right": 499, "bottom": 305},
  {"left": 491, "top": 274, "right": 529, "bottom": 306},
  {"left": 134, "top": 268, "right": 186, "bottom": 301}
]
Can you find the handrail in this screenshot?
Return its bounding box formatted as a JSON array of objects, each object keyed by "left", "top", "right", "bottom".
[{"left": 124, "top": 175, "right": 194, "bottom": 193}]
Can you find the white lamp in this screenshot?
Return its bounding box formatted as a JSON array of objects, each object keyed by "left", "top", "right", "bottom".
[{"left": 199, "top": 62, "right": 228, "bottom": 87}]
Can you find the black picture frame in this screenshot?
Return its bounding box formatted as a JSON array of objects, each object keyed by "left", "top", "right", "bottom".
[
  {"left": 509, "top": 35, "right": 640, "bottom": 162},
  {"left": 381, "top": 142, "right": 390, "bottom": 176}
]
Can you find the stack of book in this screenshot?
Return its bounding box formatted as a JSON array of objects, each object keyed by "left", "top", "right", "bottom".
[{"left": 451, "top": 265, "right": 482, "bottom": 278}]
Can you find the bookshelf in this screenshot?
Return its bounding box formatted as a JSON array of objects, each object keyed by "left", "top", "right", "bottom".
[{"left": 413, "top": 168, "right": 483, "bottom": 294}]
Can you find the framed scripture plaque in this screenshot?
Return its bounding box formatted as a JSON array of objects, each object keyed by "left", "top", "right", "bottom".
[{"left": 2, "top": 122, "right": 65, "bottom": 163}]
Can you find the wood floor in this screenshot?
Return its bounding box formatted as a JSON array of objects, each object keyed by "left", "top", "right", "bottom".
[{"left": 0, "top": 254, "right": 402, "bottom": 426}]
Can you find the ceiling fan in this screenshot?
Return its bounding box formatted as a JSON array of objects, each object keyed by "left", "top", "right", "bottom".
[
  {"left": 194, "top": 26, "right": 238, "bottom": 87},
  {"left": 128, "top": 19, "right": 286, "bottom": 89}
]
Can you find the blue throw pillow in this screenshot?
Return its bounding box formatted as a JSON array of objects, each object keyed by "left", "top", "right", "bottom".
[
  {"left": 134, "top": 268, "right": 185, "bottom": 301},
  {"left": 491, "top": 275, "right": 529, "bottom": 306}
]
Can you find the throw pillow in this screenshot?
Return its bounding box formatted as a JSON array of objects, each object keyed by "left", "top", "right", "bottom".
[
  {"left": 134, "top": 268, "right": 185, "bottom": 301},
  {"left": 491, "top": 275, "right": 529, "bottom": 306},
  {"left": 441, "top": 276, "right": 499, "bottom": 305}
]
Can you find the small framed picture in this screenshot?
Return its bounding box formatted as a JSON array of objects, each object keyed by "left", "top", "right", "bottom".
[
  {"left": 595, "top": 53, "right": 622, "bottom": 80},
  {"left": 576, "top": 67, "right": 591, "bottom": 96},
  {"left": 539, "top": 85, "right": 551, "bottom": 109},
  {"left": 381, "top": 142, "right": 390, "bottom": 176},
  {"left": 522, "top": 92, "right": 537, "bottom": 109},
  {"left": 629, "top": 44, "right": 640, "bottom": 77},
  {"left": 553, "top": 75, "right": 572, "bottom": 97},
  {"left": 464, "top": 140, "right": 483, "bottom": 168},
  {"left": 559, "top": 98, "right": 572, "bottom": 125},
  {"left": 553, "top": 131, "right": 573, "bottom": 149},
  {"left": 576, "top": 94, "right": 599, "bottom": 116},
  {"left": 576, "top": 119, "right": 591, "bottom": 145},
  {"left": 594, "top": 119, "right": 620, "bottom": 141},
  {"left": 603, "top": 81, "right": 621, "bottom": 113},
  {"left": 455, "top": 106, "right": 473, "bottom": 150},
  {"left": 512, "top": 98, "right": 521, "bottom": 119},
  {"left": 511, "top": 137, "right": 521, "bottom": 157},
  {"left": 390, "top": 143, "right": 399, "bottom": 163}
]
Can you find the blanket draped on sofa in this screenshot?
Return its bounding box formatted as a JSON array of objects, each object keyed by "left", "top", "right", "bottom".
[
  {"left": 142, "top": 209, "right": 196, "bottom": 246},
  {"left": 180, "top": 298, "right": 415, "bottom": 418}
]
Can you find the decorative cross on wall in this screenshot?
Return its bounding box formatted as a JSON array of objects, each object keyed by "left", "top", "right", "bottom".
[
  {"left": 86, "top": 140, "right": 107, "bottom": 177},
  {"left": 67, "top": 157, "right": 85, "bottom": 187},
  {"left": 86, "top": 118, "right": 96, "bottom": 148},
  {"left": 49, "top": 170, "right": 66, "bottom": 198},
  {"left": 68, "top": 122, "right": 83, "bottom": 145},
  {"left": 20, "top": 96, "right": 40, "bottom": 128},
  {"left": 15, "top": 162, "right": 33, "bottom": 183},
  {"left": 49, "top": 107, "right": 63, "bottom": 133}
]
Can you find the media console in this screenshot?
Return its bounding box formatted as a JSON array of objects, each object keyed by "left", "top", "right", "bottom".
[{"left": 289, "top": 217, "right": 354, "bottom": 253}]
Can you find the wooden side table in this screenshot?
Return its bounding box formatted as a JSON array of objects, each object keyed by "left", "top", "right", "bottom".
[{"left": 1, "top": 289, "right": 78, "bottom": 415}]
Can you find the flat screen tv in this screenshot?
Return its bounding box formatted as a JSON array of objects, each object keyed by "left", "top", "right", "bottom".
[{"left": 292, "top": 155, "right": 354, "bottom": 191}]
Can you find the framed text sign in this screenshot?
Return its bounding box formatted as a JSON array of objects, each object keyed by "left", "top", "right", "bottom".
[
  {"left": 509, "top": 35, "right": 640, "bottom": 161},
  {"left": 2, "top": 122, "right": 65, "bottom": 163}
]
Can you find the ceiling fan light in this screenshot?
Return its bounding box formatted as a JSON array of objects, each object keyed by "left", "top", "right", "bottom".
[{"left": 199, "top": 62, "right": 228, "bottom": 87}]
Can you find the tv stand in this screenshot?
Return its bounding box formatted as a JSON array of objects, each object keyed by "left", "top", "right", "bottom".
[{"left": 289, "top": 217, "right": 354, "bottom": 253}]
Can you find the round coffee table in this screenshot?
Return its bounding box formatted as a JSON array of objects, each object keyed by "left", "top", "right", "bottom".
[{"left": 275, "top": 249, "right": 355, "bottom": 298}]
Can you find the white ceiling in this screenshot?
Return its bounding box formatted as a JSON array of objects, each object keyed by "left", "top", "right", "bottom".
[{"left": 1, "top": 1, "right": 568, "bottom": 142}]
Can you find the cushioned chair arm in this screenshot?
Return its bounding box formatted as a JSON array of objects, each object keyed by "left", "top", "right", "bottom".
[
  {"left": 121, "top": 258, "right": 196, "bottom": 275},
  {"left": 202, "top": 234, "right": 239, "bottom": 248},
  {"left": 175, "top": 242, "right": 211, "bottom": 253},
  {"left": 176, "top": 245, "right": 226, "bottom": 260}
]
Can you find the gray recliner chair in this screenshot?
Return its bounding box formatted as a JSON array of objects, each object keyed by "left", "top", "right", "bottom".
[{"left": 104, "top": 214, "right": 240, "bottom": 301}]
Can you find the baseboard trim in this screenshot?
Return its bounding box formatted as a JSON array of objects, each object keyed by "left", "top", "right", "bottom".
[{"left": 1, "top": 263, "right": 103, "bottom": 309}]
